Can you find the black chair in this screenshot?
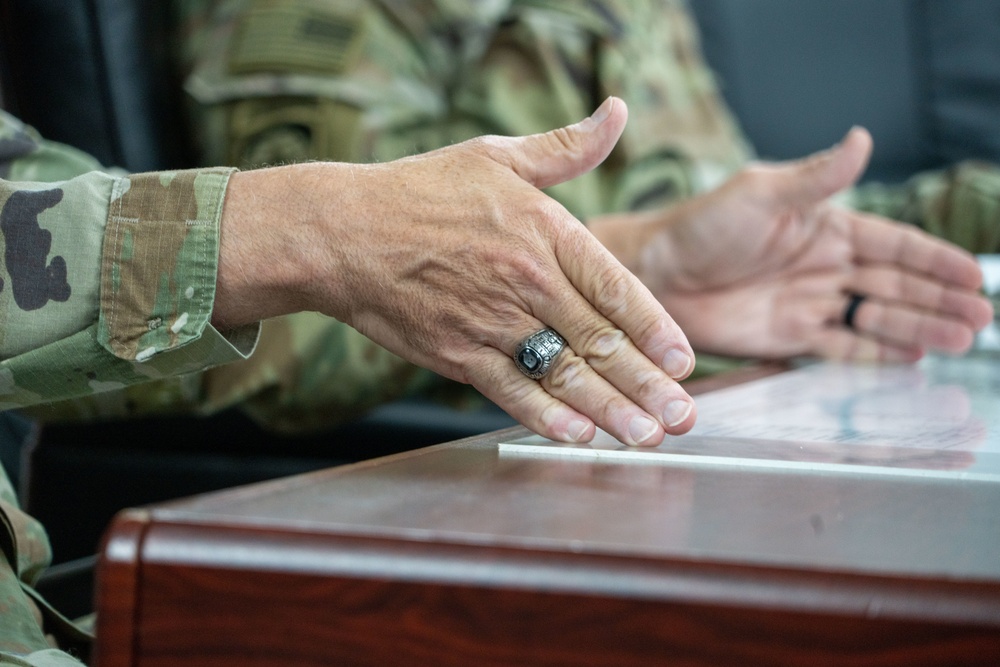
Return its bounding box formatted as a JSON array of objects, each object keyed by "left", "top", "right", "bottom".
[{"left": 0, "top": 0, "right": 191, "bottom": 171}]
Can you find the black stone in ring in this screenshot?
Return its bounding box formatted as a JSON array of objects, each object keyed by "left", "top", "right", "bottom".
[
  {"left": 842, "top": 292, "right": 867, "bottom": 330},
  {"left": 514, "top": 328, "right": 566, "bottom": 380}
]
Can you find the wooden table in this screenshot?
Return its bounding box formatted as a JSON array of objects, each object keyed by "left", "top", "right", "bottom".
[{"left": 94, "top": 360, "right": 1000, "bottom": 666}]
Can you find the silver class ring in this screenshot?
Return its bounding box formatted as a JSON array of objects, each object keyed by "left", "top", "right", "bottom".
[{"left": 513, "top": 328, "right": 566, "bottom": 380}]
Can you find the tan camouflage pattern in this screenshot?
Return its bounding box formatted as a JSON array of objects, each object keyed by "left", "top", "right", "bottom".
[
  {"left": 177, "top": 0, "right": 752, "bottom": 218},
  {"left": 174, "top": 0, "right": 1000, "bottom": 246},
  {"left": 99, "top": 169, "right": 232, "bottom": 361},
  {"left": 0, "top": 109, "right": 256, "bottom": 664}
]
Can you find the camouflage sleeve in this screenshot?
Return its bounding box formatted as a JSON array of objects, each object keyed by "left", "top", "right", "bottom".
[
  {"left": 847, "top": 162, "right": 1000, "bottom": 254},
  {"left": 0, "top": 110, "right": 259, "bottom": 410}
]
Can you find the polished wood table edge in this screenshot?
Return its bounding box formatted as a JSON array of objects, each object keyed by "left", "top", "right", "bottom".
[
  {"left": 93, "top": 509, "right": 151, "bottom": 667},
  {"left": 93, "top": 360, "right": 1000, "bottom": 667},
  {"left": 103, "top": 510, "right": 1000, "bottom": 630}
]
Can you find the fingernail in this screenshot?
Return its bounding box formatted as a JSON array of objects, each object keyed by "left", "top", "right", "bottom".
[
  {"left": 566, "top": 419, "right": 591, "bottom": 443},
  {"left": 628, "top": 415, "right": 660, "bottom": 446},
  {"left": 663, "top": 400, "right": 693, "bottom": 427},
  {"left": 662, "top": 348, "right": 692, "bottom": 379},
  {"left": 589, "top": 97, "right": 614, "bottom": 126}
]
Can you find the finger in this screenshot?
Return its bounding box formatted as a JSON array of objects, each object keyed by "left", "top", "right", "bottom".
[
  {"left": 493, "top": 301, "right": 694, "bottom": 445},
  {"left": 475, "top": 201, "right": 696, "bottom": 444},
  {"left": 838, "top": 292, "right": 978, "bottom": 354},
  {"left": 518, "top": 294, "right": 697, "bottom": 442},
  {"left": 538, "top": 343, "right": 677, "bottom": 446},
  {"left": 500, "top": 96, "right": 629, "bottom": 189},
  {"left": 548, "top": 352, "right": 696, "bottom": 442},
  {"left": 464, "top": 342, "right": 694, "bottom": 448},
  {"left": 770, "top": 287, "right": 925, "bottom": 361},
  {"left": 551, "top": 222, "right": 697, "bottom": 383},
  {"left": 468, "top": 349, "right": 598, "bottom": 444},
  {"left": 847, "top": 210, "right": 987, "bottom": 292},
  {"left": 810, "top": 326, "right": 925, "bottom": 363},
  {"left": 759, "top": 126, "right": 873, "bottom": 210},
  {"left": 846, "top": 265, "right": 994, "bottom": 330}
]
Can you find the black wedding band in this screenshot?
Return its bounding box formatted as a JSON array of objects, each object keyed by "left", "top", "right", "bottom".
[
  {"left": 514, "top": 328, "right": 565, "bottom": 380},
  {"left": 842, "top": 292, "right": 867, "bottom": 331}
]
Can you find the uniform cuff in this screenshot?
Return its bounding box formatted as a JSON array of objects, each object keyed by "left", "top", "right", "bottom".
[{"left": 97, "top": 167, "right": 255, "bottom": 363}]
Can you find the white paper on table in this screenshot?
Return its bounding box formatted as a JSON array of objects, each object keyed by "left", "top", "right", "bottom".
[{"left": 501, "top": 355, "right": 1000, "bottom": 482}]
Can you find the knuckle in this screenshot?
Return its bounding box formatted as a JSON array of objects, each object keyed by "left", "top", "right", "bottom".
[
  {"left": 545, "top": 126, "right": 584, "bottom": 158},
  {"left": 528, "top": 197, "right": 570, "bottom": 234},
  {"left": 629, "top": 311, "right": 676, "bottom": 353},
  {"left": 590, "top": 265, "right": 635, "bottom": 316},
  {"left": 466, "top": 134, "right": 507, "bottom": 159},
  {"left": 631, "top": 367, "right": 670, "bottom": 401},
  {"left": 580, "top": 327, "right": 629, "bottom": 364},
  {"left": 544, "top": 353, "right": 590, "bottom": 393}
]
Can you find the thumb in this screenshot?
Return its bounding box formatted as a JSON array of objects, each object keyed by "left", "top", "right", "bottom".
[
  {"left": 767, "top": 126, "right": 873, "bottom": 209},
  {"left": 503, "top": 97, "right": 628, "bottom": 189}
]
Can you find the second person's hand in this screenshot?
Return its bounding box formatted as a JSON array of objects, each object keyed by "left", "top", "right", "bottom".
[{"left": 591, "top": 127, "right": 994, "bottom": 361}]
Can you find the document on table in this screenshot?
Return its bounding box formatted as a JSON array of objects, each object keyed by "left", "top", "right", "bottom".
[{"left": 500, "top": 354, "right": 1000, "bottom": 481}]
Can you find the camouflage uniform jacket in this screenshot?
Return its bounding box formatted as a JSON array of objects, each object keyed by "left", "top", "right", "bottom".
[
  {"left": 178, "top": 0, "right": 754, "bottom": 219},
  {"left": 0, "top": 109, "right": 258, "bottom": 665}
]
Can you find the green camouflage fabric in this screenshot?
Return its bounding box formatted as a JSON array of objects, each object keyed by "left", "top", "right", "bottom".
[
  {"left": 173, "top": 0, "right": 1000, "bottom": 254},
  {"left": 0, "top": 109, "right": 258, "bottom": 664},
  {"left": 848, "top": 164, "right": 1000, "bottom": 255},
  {"left": 176, "top": 0, "right": 752, "bottom": 217},
  {"left": 0, "top": 111, "right": 256, "bottom": 409}
]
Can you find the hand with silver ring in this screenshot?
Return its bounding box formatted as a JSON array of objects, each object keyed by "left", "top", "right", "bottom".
[{"left": 216, "top": 97, "right": 697, "bottom": 448}]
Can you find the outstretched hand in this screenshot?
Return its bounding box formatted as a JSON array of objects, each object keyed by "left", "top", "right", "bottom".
[
  {"left": 592, "top": 127, "right": 994, "bottom": 361},
  {"left": 215, "top": 98, "right": 696, "bottom": 446}
]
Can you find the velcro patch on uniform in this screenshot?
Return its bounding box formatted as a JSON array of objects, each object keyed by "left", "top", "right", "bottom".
[{"left": 230, "top": 2, "right": 363, "bottom": 75}]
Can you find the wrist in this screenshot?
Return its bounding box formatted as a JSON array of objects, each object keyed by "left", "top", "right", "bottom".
[{"left": 213, "top": 165, "right": 328, "bottom": 328}]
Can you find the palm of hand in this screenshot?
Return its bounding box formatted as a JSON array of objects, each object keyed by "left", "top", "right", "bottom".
[
  {"left": 652, "top": 188, "right": 863, "bottom": 359},
  {"left": 626, "top": 129, "right": 991, "bottom": 362}
]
